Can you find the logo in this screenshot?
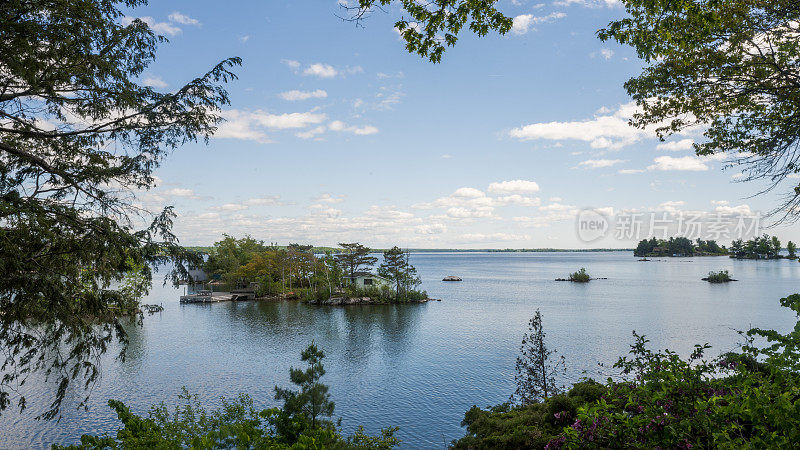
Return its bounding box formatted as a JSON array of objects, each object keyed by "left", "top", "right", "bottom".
[{"left": 576, "top": 208, "right": 610, "bottom": 243}]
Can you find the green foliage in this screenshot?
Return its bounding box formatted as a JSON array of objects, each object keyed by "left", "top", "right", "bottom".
[
  {"left": 452, "top": 381, "right": 606, "bottom": 449},
  {"left": 633, "top": 236, "right": 702, "bottom": 257},
  {"left": 335, "top": 243, "right": 378, "bottom": 280},
  {"left": 730, "top": 234, "right": 784, "bottom": 259},
  {"left": 343, "top": 0, "right": 512, "bottom": 63},
  {"left": 788, "top": 241, "right": 797, "bottom": 258},
  {"left": 378, "top": 247, "right": 422, "bottom": 298},
  {"left": 567, "top": 268, "right": 590, "bottom": 283},
  {"left": 511, "top": 310, "right": 566, "bottom": 405},
  {"left": 599, "top": 0, "right": 800, "bottom": 216},
  {"left": 273, "top": 343, "right": 335, "bottom": 433},
  {"left": 54, "top": 345, "right": 400, "bottom": 449},
  {"left": 455, "top": 294, "right": 800, "bottom": 449},
  {"left": 0, "top": 0, "right": 240, "bottom": 418},
  {"left": 704, "top": 270, "right": 732, "bottom": 283},
  {"left": 340, "top": 285, "right": 428, "bottom": 303}
]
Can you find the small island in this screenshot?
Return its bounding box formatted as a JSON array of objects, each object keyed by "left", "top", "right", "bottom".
[
  {"left": 556, "top": 267, "right": 594, "bottom": 282},
  {"left": 188, "top": 238, "right": 437, "bottom": 306},
  {"left": 442, "top": 276, "right": 462, "bottom": 281},
  {"left": 702, "top": 270, "right": 737, "bottom": 283}
]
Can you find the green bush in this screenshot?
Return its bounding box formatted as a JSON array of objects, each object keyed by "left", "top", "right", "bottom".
[
  {"left": 567, "top": 268, "right": 590, "bottom": 282},
  {"left": 54, "top": 344, "right": 400, "bottom": 450},
  {"left": 704, "top": 270, "right": 732, "bottom": 283},
  {"left": 454, "top": 294, "right": 800, "bottom": 449}
]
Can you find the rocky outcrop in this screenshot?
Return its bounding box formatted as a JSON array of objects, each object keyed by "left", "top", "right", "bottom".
[
  {"left": 309, "top": 297, "right": 441, "bottom": 306},
  {"left": 442, "top": 276, "right": 462, "bottom": 281}
]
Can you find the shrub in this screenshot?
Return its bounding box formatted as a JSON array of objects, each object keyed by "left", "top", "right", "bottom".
[
  {"left": 54, "top": 344, "right": 400, "bottom": 449},
  {"left": 455, "top": 294, "right": 800, "bottom": 449},
  {"left": 704, "top": 270, "right": 732, "bottom": 283},
  {"left": 567, "top": 268, "right": 590, "bottom": 282}
]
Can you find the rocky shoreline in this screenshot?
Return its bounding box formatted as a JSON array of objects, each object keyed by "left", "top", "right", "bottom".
[{"left": 308, "top": 297, "right": 441, "bottom": 306}]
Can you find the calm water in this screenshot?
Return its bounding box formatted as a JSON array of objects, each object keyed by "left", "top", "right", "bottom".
[{"left": 2, "top": 252, "right": 799, "bottom": 448}]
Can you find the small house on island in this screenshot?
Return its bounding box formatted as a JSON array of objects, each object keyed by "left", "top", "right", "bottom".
[{"left": 342, "top": 272, "right": 392, "bottom": 289}]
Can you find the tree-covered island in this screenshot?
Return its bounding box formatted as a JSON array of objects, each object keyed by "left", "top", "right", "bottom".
[
  {"left": 634, "top": 235, "right": 798, "bottom": 260},
  {"left": 199, "top": 236, "right": 431, "bottom": 305}
]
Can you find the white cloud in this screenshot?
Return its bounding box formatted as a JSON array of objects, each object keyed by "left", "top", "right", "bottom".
[
  {"left": 459, "top": 233, "right": 529, "bottom": 242},
  {"left": 647, "top": 155, "right": 709, "bottom": 172},
  {"left": 453, "top": 187, "right": 486, "bottom": 198},
  {"left": 416, "top": 224, "right": 447, "bottom": 235},
  {"left": 593, "top": 48, "right": 614, "bottom": 60},
  {"left": 122, "top": 16, "right": 182, "bottom": 36},
  {"left": 304, "top": 63, "right": 338, "bottom": 78},
  {"left": 487, "top": 180, "right": 540, "bottom": 194},
  {"left": 215, "top": 109, "right": 327, "bottom": 143},
  {"left": 508, "top": 102, "right": 652, "bottom": 149},
  {"left": 245, "top": 196, "right": 282, "bottom": 206},
  {"left": 211, "top": 203, "right": 249, "bottom": 212},
  {"left": 164, "top": 188, "right": 196, "bottom": 198},
  {"left": 511, "top": 12, "right": 567, "bottom": 35},
  {"left": 279, "top": 89, "right": 328, "bottom": 101},
  {"left": 657, "top": 139, "right": 695, "bottom": 151},
  {"left": 495, "top": 195, "right": 542, "bottom": 206},
  {"left": 314, "top": 193, "right": 345, "bottom": 204},
  {"left": 168, "top": 12, "right": 200, "bottom": 26},
  {"left": 328, "top": 120, "right": 379, "bottom": 135},
  {"left": 295, "top": 126, "right": 326, "bottom": 140},
  {"left": 282, "top": 59, "right": 301, "bottom": 70},
  {"left": 142, "top": 76, "right": 168, "bottom": 89},
  {"left": 579, "top": 159, "right": 625, "bottom": 169},
  {"left": 657, "top": 200, "right": 686, "bottom": 213},
  {"left": 618, "top": 169, "right": 645, "bottom": 174}
]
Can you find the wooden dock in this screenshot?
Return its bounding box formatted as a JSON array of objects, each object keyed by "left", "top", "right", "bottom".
[{"left": 180, "top": 289, "right": 256, "bottom": 304}]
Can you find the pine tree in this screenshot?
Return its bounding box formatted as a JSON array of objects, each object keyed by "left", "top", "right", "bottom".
[
  {"left": 274, "top": 343, "right": 335, "bottom": 431},
  {"left": 510, "top": 310, "right": 566, "bottom": 405}
]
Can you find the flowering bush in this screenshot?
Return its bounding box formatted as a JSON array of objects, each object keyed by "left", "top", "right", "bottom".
[{"left": 455, "top": 294, "right": 800, "bottom": 449}]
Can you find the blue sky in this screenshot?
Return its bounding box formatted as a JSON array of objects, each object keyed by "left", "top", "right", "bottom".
[{"left": 127, "top": 0, "right": 800, "bottom": 248}]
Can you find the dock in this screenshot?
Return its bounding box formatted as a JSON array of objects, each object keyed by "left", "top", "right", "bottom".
[{"left": 179, "top": 289, "right": 257, "bottom": 304}]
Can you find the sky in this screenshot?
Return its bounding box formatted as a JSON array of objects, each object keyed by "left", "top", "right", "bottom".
[{"left": 125, "top": 0, "right": 800, "bottom": 249}]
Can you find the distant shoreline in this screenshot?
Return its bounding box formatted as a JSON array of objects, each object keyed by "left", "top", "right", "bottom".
[{"left": 185, "top": 246, "right": 634, "bottom": 254}]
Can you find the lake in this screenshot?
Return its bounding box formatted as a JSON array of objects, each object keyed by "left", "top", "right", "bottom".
[{"left": 2, "top": 252, "right": 799, "bottom": 448}]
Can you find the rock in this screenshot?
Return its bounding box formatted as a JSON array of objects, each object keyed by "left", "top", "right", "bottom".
[{"left": 442, "top": 276, "right": 462, "bottom": 281}]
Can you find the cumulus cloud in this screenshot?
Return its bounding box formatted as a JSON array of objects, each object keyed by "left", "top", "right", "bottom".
[
  {"left": 657, "top": 138, "right": 695, "bottom": 151},
  {"left": 328, "top": 120, "right": 379, "bottom": 135},
  {"left": 282, "top": 59, "right": 301, "bottom": 70},
  {"left": 647, "top": 155, "right": 709, "bottom": 172},
  {"left": 508, "top": 102, "right": 652, "bottom": 149},
  {"left": 304, "top": 63, "right": 338, "bottom": 78},
  {"left": 314, "top": 193, "right": 345, "bottom": 204},
  {"left": 579, "top": 159, "right": 625, "bottom": 169},
  {"left": 279, "top": 89, "right": 328, "bottom": 101},
  {"left": 215, "top": 109, "right": 327, "bottom": 143},
  {"left": 511, "top": 12, "right": 567, "bottom": 35},
  {"left": 487, "top": 180, "right": 540, "bottom": 195}
]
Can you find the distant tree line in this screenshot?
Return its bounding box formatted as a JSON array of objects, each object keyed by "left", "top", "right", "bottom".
[
  {"left": 199, "top": 236, "right": 425, "bottom": 302},
  {"left": 634, "top": 237, "right": 725, "bottom": 257},
  {"left": 730, "top": 235, "right": 796, "bottom": 260}
]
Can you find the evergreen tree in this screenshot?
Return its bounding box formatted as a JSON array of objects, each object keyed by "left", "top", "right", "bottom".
[
  {"left": 510, "top": 310, "right": 566, "bottom": 405},
  {"left": 274, "top": 343, "right": 335, "bottom": 434},
  {"left": 334, "top": 243, "right": 378, "bottom": 281},
  {"left": 788, "top": 241, "right": 797, "bottom": 259}
]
